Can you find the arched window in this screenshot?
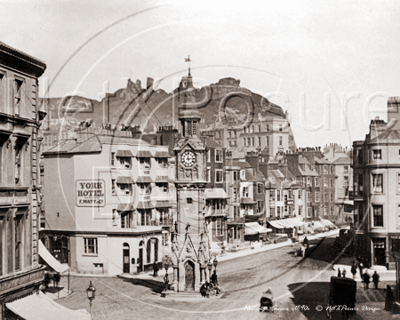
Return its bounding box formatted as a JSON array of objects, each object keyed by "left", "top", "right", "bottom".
[{"left": 146, "top": 240, "right": 151, "bottom": 263}]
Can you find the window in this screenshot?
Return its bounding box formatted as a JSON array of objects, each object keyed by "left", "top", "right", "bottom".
[
  {"left": 397, "top": 205, "right": 400, "bottom": 228},
  {"left": 139, "top": 209, "right": 151, "bottom": 226},
  {"left": 0, "top": 73, "right": 4, "bottom": 109},
  {"left": 247, "top": 137, "right": 251, "bottom": 146},
  {"left": 279, "top": 124, "right": 282, "bottom": 132},
  {"left": 398, "top": 174, "right": 400, "bottom": 193},
  {"left": 323, "top": 165, "right": 328, "bottom": 174},
  {"left": 111, "top": 179, "right": 116, "bottom": 195},
  {"left": 138, "top": 183, "right": 151, "bottom": 195},
  {"left": 118, "top": 157, "right": 131, "bottom": 169},
  {"left": 216, "top": 219, "right": 224, "bottom": 236},
  {"left": 111, "top": 152, "right": 115, "bottom": 166},
  {"left": 242, "top": 187, "right": 249, "bottom": 198},
  {"left": 157, "top": 158, "right": 168, "bottom": 168},
  {"left": 215, "top": 170, "right": 223, "bottom": 183},
  {"left": 232, "top": 187, "right": 237, "bottom": 202},
  {"left": 277, "top": 207, "right": 281, "bottom": 216},
  {"left": 234, "top": 131, "right": 237, "bottom": 137},
  {"left": 372, "top": 174, "right": 383, "bottom": 193},
  {"left": 121, "top": 212, "right": 132, "bottom": 228},
  {"left": 228, "top": 131, "right": 231, "bottom": 138},
  {"left": 139, "top": 157, "right": 151, "bottom": 169},
  {"left": 215, "top": 149, "right": 223, "bottom": 162},
  {"left": 324, "top": 206, "right": 328, "bottom": 216},
  {"left": 207, "top": 149, "right": 211, "bottom": 162},
  {"left": 257, "top": 201, "right": 264, "bottom": 213},
  {"left": 14, "top": 141, "right": 25, "bottom": 185},
  {"left": 324, "top": 192, "right": 327, "bottom": 202},
  {"left": 266, "top": 124, "right": 269, "bottom": 131},
  {"left": 307, "top": 177, "right": 312, "bottom": 187},
  {"left": 298, "top": 191, "right": 302, "bottom": 199},
  {"left": 147, "top": 240, "right": 151, "bottom": 263},
  {"left": 330, "top": 179, "right": 334, "bottom": 188},
  {"left": 331, "top": 166, "right": 334, "bottom": 174},
  {"left": 258, "top": 125, "right": 261, "bottom": 132},
  {"left": 215, "top": 131, "right": 221, "bottom": 139},
  {"left": 233, "top": 171, "right": 239, "bottom": 181},
  {"left": 266, "top": 136, "right": 269, "bottom": 146},
  {"left": 269, "top": 190, "right": 275, "bottom": 201},
  {"left": 344, "top": 176, "right": 349, "bottom": 186},
  {"left": 307, "top": 207, "right": 312, "bottom": 217},
  {"left": 84, "top": 238, "right": 98, "bottom": 255},
  {"left": 324, "top": 177, "right": 328, "bottom": 188},
  {"left": 277, "top": 190, "right": 281, "bottom": 201},
  {"left": 14, "top": 79, "right": 23, "bottom": 116},
  {"left": 344, "top": 166, "right": 349, "bottom": 174},
  {"left": 162, "top": 233, "right": 169, "bottom": 247},
  {"left": 258, "top": 137, "right": 261, "bottom": 147},
  {"left": 373, "top": 205, "right": 383, "bottom": 227},
  {"left": 331, "top": 206, "right": 334, "bottom": 215},
  {"left": 207, "top": 168, "right": 211, "bottom": 182},
  {"left": 307, "top": 192, "right": 311, "bottom": 202},
  {"left": 257, "top": 183, "right": 263, "bottom": 194},
  {"left": 315, "top": 177, "right": 320, "bottom": 187},
  {"left": 357, "top": 149, "right": 363, "bottom": 164},
  {"left": 158, "top": 183, "right": 168, "bottom": 193},
  {"left": 315, "top": 192, "right": 320, "bottom": 202},
  {"left": 279, "top": 136, "right": 282, "bottom": 146},
  {"left": 298, "top": 206, "right": 302, "bottom": 215},
  {"left": 15, "top": 215, "right": 22, "bottom": 270},
  {"left": 243, "top": 138, "right": 246, "bottom": 146},
  {"left": 187, "top": 198, "right": 193, "bottom": 204},
  {"left": 373, "top": 149, "right": 382, "bottom": 160},
  {"left": 251, "top": 126, "right": 254, "bottom": 133},
  {"left": 330, "top": 193, "right": 334, "bottom": 202}
]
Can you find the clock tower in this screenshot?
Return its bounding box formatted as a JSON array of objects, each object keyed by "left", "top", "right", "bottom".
[{"left": 173, "top": 68, "right": 207, "bottom": 235}]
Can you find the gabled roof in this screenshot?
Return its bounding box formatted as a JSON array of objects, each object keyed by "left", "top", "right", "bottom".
[
  {"left": 204, "top": 137, "right": 222, "bottom": 148},
  {"left": 314, "top": 157, "right": 331, "bottom": 164},
  {"left": 233, "top": 161, "right": 251, "bottom": 169}
]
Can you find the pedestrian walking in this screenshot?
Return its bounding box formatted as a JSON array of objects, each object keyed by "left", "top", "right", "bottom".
[
  {"left": 351, "top": 263, "right": 357, "bottom": 279},
  {"left": 342, "top": 268, "right": 346, "bottom": 278},
  {"left": 301, "top": 245, "right": 306, "bottom": 258},
  {"left": 337, "top": 268, "right": 341, "bottom": 277},
  {"left": 385, "top": 285, "right": 394, "bottom": 311},
  {"left": 211, "top": 270, "right": 218, "bottom": 286},
  {"left": 153, "top": 261, "right": 159, "bottom": 277},
  {"left": 303, "top": 236, "right": 309, "bottom": 249},
  {"left": 362, "top": 272, "right": 370, "bottom": 290},
  {"left": 358, "top": 261, "right": 364, "bottom": 277},
  {"left": 163, "top": 273, "right": 169, "bottom": 292},
  {"left": 372, "top": 271, "right": 380, "bottom": 290}
]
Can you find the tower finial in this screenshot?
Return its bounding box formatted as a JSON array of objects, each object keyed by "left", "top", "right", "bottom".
[{"left": 185, "top": 55, "right": 191, "bottom": 76}]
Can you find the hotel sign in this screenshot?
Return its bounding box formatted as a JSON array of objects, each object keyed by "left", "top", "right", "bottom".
[{"left": 76, "top": 180, "right": 105, "bottom": 207}]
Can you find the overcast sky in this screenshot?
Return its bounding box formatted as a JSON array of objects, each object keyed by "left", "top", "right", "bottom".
[{"left": 1, "top": 0, "right": 399, "bottom": 148}]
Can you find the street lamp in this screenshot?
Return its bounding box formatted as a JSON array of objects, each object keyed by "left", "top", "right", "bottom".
[
  {"left": 86, "top": 281, "right": 96, "bottom": 317},
  {"left": 213, "top": 256, "right": 218, "bottom": 271},
  {"left": 164, "top": 261, "right": 170, "bottom": 274}
]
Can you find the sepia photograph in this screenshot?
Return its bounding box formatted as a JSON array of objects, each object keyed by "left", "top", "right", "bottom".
[{"left": 1, "top": 0, "right": 400, "bottom": 319}]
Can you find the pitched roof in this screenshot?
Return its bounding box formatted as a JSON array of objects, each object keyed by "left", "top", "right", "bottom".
[
  {"left": 333, "top": 156, "right": 351, "bottom": 165},
  {"left": 204, "top": 137, "right": 222, "bottom": 148},
  {"left": 233, "top": 161, "right": 251, "bottom": 169},
  {"left": 314, "top": 157, "right": 331, "bottom": 164},
  {"left": 370, "top": 130, "right": 400, "bottom": 143}
]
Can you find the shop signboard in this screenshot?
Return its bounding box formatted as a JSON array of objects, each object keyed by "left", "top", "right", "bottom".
[{"left": 76, "top": 180, "right": 105, "bottom": 207}]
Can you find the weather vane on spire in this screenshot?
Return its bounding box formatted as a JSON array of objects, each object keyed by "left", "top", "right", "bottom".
[{"left": 185, "top": 55, "right": 191, "bottom": 76}]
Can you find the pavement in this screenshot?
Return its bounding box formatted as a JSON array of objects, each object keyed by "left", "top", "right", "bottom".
[{"left": 119, "top": 229, "right": 341, "bottom": 282}]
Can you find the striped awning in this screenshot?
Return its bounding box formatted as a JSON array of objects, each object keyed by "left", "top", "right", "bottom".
[
  {"left": 155, "top": 176, "right": 170, "bottom": 183},
  {"left": 116, "top": 176, "right": 134, "bottom": 184},
  {"left": 136, "top": 150, "right": 153, "bottom": 158},
  {"left": 117, "top": 203, "right": 135, "bottom": 211},
  {"left": 137, "top": 201, "right": 153, "bottom": 209},
  {"left": 154, "top": 151, "right": 170, "bottom": 158},
  {"left": 136, "top": 176, "right": 153, "bottom": 183},
  {"left": 116, "top": 150, "right": 134, "bottom": 157},
  {"left": 154, "top": 200, "right": 173, "bottom": 208}
]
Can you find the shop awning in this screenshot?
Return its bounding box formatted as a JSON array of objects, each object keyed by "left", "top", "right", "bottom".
[
  {"left": 136, "top": 176, "right": 153, "bottom": 183},
  {"left": 116, "top": 149, "right": 134, "bottom": 157},
  {"left": 280, "top": 218, "right": 305, "bottom": 228},
  {"left": 116, "top": 176, "right": 134, "bottom": 184},
  {"left": 204, "top": 188, "right": 230, "bottom": 199},
  {"left": 137, "top": 201, "right": 153, "bottom": 209},
  {"left": 117, "top": 203, "right": 135, "bottom": 211},
  {"left": 6, "top": 291, "right": 90, "bottom": 320},
  {"left": 155, "top": 176, "right": 170, "bottom": 183},
  {"left": 136, "top": 150, "right": 153, "bottom": 158},
  {"left": 245, "top": 222, "right": 272, "bottom": 235},
  {"left": 320, "top": 219, "right": 337, "bottom": 228},
  {"left": 240, "top": 197, "right": 256, "bottom": 204},
  {"left": 154, "top": 151, "right": 170, "bottom": 158},
  {"left": 311, "top": 221, "right": 325, "bottom": 230},
  {"left": 39, "top": 240, "right": 69, "bottom": 273},
  {"left": 154, "top": 200, "right": 173, "bottom": 208},
  {"left": 268, "top": 220, "right": 285, "bottom": 229}
]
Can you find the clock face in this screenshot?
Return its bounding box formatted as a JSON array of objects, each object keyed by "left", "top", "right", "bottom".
[{"left": 181, "top": 151, "right": 196, "bottom": 167}]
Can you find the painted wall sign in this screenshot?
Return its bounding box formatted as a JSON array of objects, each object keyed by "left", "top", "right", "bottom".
[{"left": 76, "top": 180, "right": 105, "bottom": 207}]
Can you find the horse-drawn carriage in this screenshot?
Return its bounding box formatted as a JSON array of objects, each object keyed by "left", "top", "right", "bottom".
[{"left": 326, "top": 276, "right": 357, "bottom": 319}]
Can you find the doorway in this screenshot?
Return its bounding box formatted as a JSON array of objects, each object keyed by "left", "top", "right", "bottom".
[
  {"left": 138, "top": 241, "right": 144, "bottom": 273},
  {"left": 184, "top": 260, "right": 195, "bottom": 291},
  {"left": 123, "top": 243, "right": 130, "bottom": 273},
  {"left": 373, "top": 238, "right": 386, "bottom": 266}
]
